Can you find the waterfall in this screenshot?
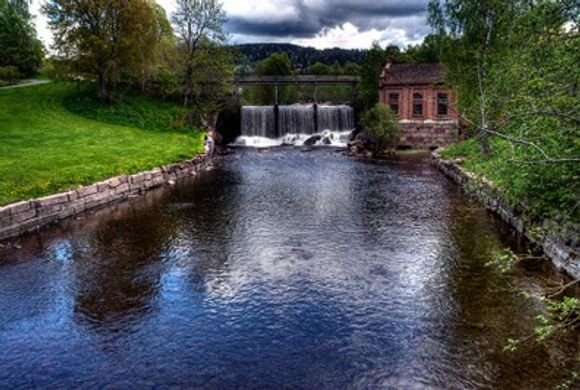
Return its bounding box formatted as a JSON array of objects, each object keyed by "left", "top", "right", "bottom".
[
  {"left": 278, "top": 105, "right": 316, "bottom": 135},
  {"left": 240, "top": 106, "right": 276, "bottom": 138},
  {"left": 317, "top": 105, "right": 354, "bottom": 132},
  {"left": 237, "top": 104, "right": 354, "bottom": 147}
]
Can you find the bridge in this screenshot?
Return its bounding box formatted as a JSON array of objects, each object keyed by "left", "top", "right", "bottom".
[{"left": 233, "top": 75, "right": 361, "bottom": 104}]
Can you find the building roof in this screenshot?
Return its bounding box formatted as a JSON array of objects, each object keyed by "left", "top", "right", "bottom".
[{"left": 381, "top": 63, "right": 445, "bottom": 85}]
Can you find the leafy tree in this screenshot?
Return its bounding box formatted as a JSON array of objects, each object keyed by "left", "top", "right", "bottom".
[
  {"left": 429, "top": 0, "right": 519, "bottom": 155},
  {"left": 343, "top": 62, "right": 360, "bottom": 76},
  {"left": 330, "top": 61, "right": 343, "bottom": 76},
  {"left": 405, "top": 33, "right": 443, "bottom": 63},
  {"left": 309, "top": 62, "right": 331, "bottom": 75},
  {"left": 171, "top": 0, "right": 227, "bottom": 106},
  {"left": 256, "top": 52, "right": 293, "bottom": 76},
  {"left": 0, "top": 0, "right": 43, "bottom": 77},
  {"left": 431, "top": 0, "right": 579, "bottom": 222},
  {"left": 43, "top": 0, "right": 164, "bottom": 103},
  {"left": 357, "top": 41, "right": 385, "bottom": 111},
  {"left": 360, "top": 103, "right": 400, "bottom": 153},
  {"left": 253, "top": 52, "right": 294, "bottom": 104}
]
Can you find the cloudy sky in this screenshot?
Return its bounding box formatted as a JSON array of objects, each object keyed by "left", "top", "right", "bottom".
[{"left": 32, "top": 0, "right": 431, "bottom": 50}]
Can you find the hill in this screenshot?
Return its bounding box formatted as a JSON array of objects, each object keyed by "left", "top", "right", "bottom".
[
  {"left": 234, "top": 43, "right": 366, "bottom": 71},
  {"left": 0, "top": 83, "right": 204, "bottom": 205}
]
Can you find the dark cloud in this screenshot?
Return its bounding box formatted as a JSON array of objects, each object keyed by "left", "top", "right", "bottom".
[{"left": 225, "top": 0, "right": 430, "bottom": 39}]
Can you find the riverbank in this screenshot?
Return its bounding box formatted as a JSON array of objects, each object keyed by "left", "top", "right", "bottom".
[
  {"left": 432, "top": 150, "right": 579, "bottom": 279},
  {"left": 0, "top": 155, "right": 209, "bottom": 241},
  {"left": 0, "top": 82, "right": 204, "bottom": 205}
]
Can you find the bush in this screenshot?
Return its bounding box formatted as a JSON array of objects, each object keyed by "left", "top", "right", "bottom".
[
  {"left": 0, "top": 66, "right": 21, "bottom": 86},
  {"left": 360, "top": 103, "right": 400, "bottom": 153}
]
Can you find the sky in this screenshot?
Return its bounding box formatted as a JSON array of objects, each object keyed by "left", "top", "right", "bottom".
[{"left": 32, "top": 0, "right": 432, "bottom": 50}]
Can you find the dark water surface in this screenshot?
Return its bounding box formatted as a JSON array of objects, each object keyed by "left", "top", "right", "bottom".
[{"left": 0, "top": 149, "right": 577, "bottom": 389}]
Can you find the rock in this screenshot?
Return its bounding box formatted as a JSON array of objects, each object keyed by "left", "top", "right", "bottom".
[
  {"left": 257, "top": 148, "right": 272, "bottom": 153},
  {"left": 303, "top": 135, "right": 322, "bottom": 147},
  {"left": 321, "top": 137, "right": 332, "bottom": 145},
  {"left": 347, "top": 132, "right": 375, "bottom": 155},
  {"left": 168, "top": 180, "right": 176, "bottom": 186}
]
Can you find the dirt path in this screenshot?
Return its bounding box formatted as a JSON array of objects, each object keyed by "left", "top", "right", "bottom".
[{"left": 0, "top": 79, "right": 51, "bottom": 90}]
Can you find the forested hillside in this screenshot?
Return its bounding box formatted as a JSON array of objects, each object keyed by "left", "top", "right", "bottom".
[{"left": 234, "top": 43, "right": 366, "bottom": 70}]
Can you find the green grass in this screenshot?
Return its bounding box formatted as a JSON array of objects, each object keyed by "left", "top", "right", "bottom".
[
  {"left": 0, "top": 83, "right": 204, "bottom": 205},
  {"left": 441, "top": 139, "right": 579, "bottom": 225}
]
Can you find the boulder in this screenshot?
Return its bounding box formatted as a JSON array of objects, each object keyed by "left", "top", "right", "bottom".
[
  {"left": 303, "top": 135, "right": 322, "bottom": 147},
  {"left": 347, "top": 132, "right": 375, "bottom": 155}
]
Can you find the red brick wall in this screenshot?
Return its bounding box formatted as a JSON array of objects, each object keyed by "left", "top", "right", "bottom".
[{"left": 379, "top": 85, "right": 457, "bottom": 121}]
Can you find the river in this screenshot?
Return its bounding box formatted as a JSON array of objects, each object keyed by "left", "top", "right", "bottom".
[{"left": 0, "top": 148, "right": 577, "bottom": 388}]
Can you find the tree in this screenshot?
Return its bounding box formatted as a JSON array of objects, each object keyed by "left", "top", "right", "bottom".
[
  {"left": 357, "top": 41, "right": 385, "bottom": 111},
  {"left": 256, "top": 52, "right": 293, "bottom": 76},
  {"left": 360, "top": 103, "right": 400, "bottom": 154},
  {"left": 171, "top": 0, "right": 227, "bottom": 107},
  {"left": 309, "top": 62, "right": 330, "bottom": 75},
  {"left": 428, "top": 0, "right": 519, "bottom": 155},
  {"left": 43, "top": 0, "right": 163, "bottom": 103},
  {"left": 254, "top": 52, "right": 294, "bottom": 104},
  {"left": 0, "top": 0, "right": 43, "bottom": 76}
]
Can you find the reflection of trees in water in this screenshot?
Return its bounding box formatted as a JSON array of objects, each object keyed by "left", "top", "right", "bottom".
[
  {"left": 444, "top": 197, "right": 575, "bottom": 388},
  {"left": 166, "top": 170, "right": 243, "bottom": 295},
  {"left": 72, "top": 202, "right": 182, "bottom": 334}
]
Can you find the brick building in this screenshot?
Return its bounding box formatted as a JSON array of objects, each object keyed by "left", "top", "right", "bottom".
[{"left": 379, "top": 62, "right": 459, "bottom": 149}]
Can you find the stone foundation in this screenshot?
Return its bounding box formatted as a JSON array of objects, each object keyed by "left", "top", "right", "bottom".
[
  {"left": 432, "top": 152, "right": 579, "bottom": 279},
  {"left": 399, "top": 120, "right": 459, "bottom": 149},
  {"left": 0, "top": 155, "right": 208, "bottom": 241}
]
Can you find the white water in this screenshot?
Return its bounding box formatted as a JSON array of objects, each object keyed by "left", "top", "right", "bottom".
[
  {"left": 234, "top": 130, "right": 353, "bottom": 147},
  {"left": 237, "top": 104, "right": 354, "bottom": 147}
]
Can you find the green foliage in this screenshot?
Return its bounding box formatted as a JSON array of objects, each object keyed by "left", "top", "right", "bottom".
[
  {"left": 257, "top": 52, "right": 293, "bottom": 76},
  {"left": 0, "top": 83, "right": 203, "bottom": 205},
  {"left": 43, "top": 0, "right": 171, "bottom": 103},
  {"left": 357, "top": 42, "right": 386, "bottom": 112},
  {"left": 0, "top": 0, "right": 44, "bottom": 76},
  {"left": 234, "top": 43, "right": 366, "bottom": 71},
  {"left": 486, "top": 248, "right": 519, "bottom": 273},
  {"left": 0, "top": 66, "right": 21, "bottom": 86},
  {"left": 360, "top": 103, "right": 400, "bottom": 152},
  {"left": 433, "top": 1, "right": 580, "bottom": 224},
  {"left": 309, "top": 62, "right": 331, "bottom": 75}
]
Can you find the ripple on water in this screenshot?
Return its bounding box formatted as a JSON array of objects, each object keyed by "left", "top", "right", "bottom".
[{"left": 0, "top": 148, "right": 577, "bottom": 389}]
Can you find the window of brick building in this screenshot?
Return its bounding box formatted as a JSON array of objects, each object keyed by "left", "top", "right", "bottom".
[
  {"left": 412, "top": 93, "right": 423, "bottom": 117},
  {"left": 437, "top": 93, "right": 449, "bottom": 116},
  {"left": 388, "top": 93, "right": 399, "bottom": 114}
]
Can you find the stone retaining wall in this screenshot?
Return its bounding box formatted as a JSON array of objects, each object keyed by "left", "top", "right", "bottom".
[
  {"left": 399, "top": 120, "right": 459, "bottom": 149},
  {"left": 432, "top": 152, "right": 579, "bottom": 279},
  {"left": 0, "top": 155, "right": 208, "bottom": 242}
]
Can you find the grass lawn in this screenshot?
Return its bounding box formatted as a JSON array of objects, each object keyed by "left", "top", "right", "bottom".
[{"left": 0, "top": 82, "right": 204, "bottom": 205}]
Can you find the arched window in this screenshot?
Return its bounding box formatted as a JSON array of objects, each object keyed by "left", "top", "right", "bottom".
[{"left": 413, "top": 93, "right": 423, "bottom": 117}]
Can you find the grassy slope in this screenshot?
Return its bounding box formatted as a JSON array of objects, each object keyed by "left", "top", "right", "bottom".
[
  {"left": 441, "top": 139, "right": 579, "bottom": 226},
  {"left": 0, "top": 83, "right": 203, "bottom": 205}
]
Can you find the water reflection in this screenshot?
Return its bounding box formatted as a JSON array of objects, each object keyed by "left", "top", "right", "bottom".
[{"left": 0, "top": 149, "right": 577, "bottom": 388}]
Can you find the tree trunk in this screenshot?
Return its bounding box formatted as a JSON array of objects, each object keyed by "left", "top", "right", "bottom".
[
  {"left": 183, "top": 63, "right": 193, "bottom": 107},
  {"left": 98, "top": 64, "right": 111, "bottom": 104}
]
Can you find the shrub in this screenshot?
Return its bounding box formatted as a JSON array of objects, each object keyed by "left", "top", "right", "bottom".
[
  {"left": 0, "top": 66, "right": 21, "bottom": 86},
  {"left": 360, "top": 103, "right": 400, "bottom": 153}
]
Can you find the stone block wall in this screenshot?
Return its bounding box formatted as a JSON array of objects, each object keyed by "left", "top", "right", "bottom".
[
  {"left": 399, "top": 120, "right": 459, "bottom": 149},
  {"left": 432, "top": 152, "right": 579, "bottom": 279},
  {"left": 0, "top": 155, "right": 208, "bottom": 242}
]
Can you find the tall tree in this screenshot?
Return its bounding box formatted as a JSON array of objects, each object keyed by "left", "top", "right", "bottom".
[
  {"left": 0, "top": 0, "right": 43, "bottom": 76},
  {"left": 171, "top": 0, "right": 227, "bottom": 107},
  {"left": 43, "top": 0, "right": 161, "bottom": 103},
  {"left": 428, "top": 0, "right": 519, "bottom": 155},
  {"left": 357, "top": 41, "right": 385, "bottom": 112}
]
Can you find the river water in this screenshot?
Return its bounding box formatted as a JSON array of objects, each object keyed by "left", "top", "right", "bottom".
[{"left": 0, "top": 148, "right": 577, "bottom": 389}]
